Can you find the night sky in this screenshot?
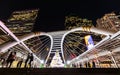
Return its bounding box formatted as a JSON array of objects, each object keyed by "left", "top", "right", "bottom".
[{"left": 0, "top": 0, "right": 120, "bottom": 32}]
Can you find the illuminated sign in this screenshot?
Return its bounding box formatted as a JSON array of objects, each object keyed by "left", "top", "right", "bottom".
[{"left": 84, "top": 35, "right": 94, "bottom": 50}]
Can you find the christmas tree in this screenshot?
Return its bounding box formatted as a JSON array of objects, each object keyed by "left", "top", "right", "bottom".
[{"left": 50, "top": 50, "right": 64, "bottom": 68}]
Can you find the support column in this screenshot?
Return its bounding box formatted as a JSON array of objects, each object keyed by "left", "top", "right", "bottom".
[
  {"left": 109, "top": 51, "right": 118, "bottom": 68},
  {"left": 95, "top": 54, "right": 100, "bottom": 68}
]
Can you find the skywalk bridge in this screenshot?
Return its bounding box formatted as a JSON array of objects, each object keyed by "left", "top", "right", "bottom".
[{"left": 0, "top": 21, "right": 120, "bottom": 68}]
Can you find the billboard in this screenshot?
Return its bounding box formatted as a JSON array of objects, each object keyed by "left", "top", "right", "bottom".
[{"left": 84, "top": 35, "right": 94, "bottom": 50}]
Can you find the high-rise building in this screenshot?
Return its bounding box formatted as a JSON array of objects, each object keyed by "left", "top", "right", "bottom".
[
  {"left": 65, "top": 15, "right": 93, "bottom": 30},
  {"left": 96, "top": 12, "right": 120, "bottom": 32},
  {"left": 5, "top": 9, "right": 39, "bottom": 35}
]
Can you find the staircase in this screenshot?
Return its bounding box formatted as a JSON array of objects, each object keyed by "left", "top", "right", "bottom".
[
  {"left": 51, "top": 34, "right": 63, "bottom": 53},
  {"left": 45, "top": 30, "right": 67, "bottom": 64}
]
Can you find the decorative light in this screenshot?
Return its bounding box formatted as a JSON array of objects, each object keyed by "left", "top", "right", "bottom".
[
  {"left": 67, "top": 61, "right": 70, "bottom": 64},
  {"left": 41, "top": 60, "right": 44, "bottom": 64}
]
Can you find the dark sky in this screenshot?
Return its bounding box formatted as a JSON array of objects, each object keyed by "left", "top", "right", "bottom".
[{"left": 0, "top": 0, "right": 120, "bottom": 32}]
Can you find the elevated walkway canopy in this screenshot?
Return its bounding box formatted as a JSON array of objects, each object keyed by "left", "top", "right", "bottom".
[{"left": 0, "top": 20, "right": 116, "bottom": 66}]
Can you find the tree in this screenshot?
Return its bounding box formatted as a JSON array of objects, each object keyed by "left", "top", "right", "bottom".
[{"left": 50, "top": 51, "right": 64, "bottom": 68}]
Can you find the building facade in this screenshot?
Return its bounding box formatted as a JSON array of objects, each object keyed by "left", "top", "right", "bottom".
[
  {"left": 5, "top": 9, "right": 39, "bottom": 35},
  {"left": 96, "top": 12, "right": 120, "bottom": 32}
]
